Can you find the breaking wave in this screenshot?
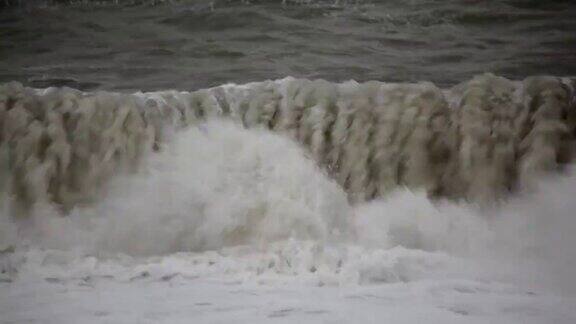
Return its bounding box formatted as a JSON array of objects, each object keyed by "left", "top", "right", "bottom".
[
  {"left": 1, "top": 74, "right": 576, "bottom": 294},
  {"left": 1, "top": 74, "right": 575, "bottom": 211}
]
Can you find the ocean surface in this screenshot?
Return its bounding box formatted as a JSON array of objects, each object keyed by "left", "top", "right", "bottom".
[
  {"left": 1, "top": 1, "right": 576, "bottom": 323},
  {"left": 1, "top": 0, "right": 575, "bottom": 91}
]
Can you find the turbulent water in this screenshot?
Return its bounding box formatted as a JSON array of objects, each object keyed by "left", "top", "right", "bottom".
[
  {"left": 2, "top": 1, "right": 576, "bottom": 323},
  {"left": 1, "top": 74, "right": 576, "bottom": 322},
  {"left": 1, "top": 0, "right": 576, "bottom": 91},
  {"left": 1, "top": 74, "right": 575, "bottom": 212}
]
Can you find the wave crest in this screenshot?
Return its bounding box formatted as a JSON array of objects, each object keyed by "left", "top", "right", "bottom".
[{"left": 1, "top": 74, "right": 574, "bottom": 215}]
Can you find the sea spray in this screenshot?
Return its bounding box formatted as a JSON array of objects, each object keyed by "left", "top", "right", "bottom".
[{"left": 1, "top": 74, "right": 574, "bottom": 214}]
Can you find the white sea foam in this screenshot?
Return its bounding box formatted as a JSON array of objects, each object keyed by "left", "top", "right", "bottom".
[
  {"left": 9, "top": 121, "right": 350, "bottom": 256},
  {"left": 1, "top": 76, "right": 576, "bottom": 319},
  {"left": 1, "top": 74, "right": 574, "bottom": 216},
  {"left": 0, "top": 118, "right": 573, "bottom": 297},
  {"left": 1, "top": 113, "right": 576, "bottom": 323}
]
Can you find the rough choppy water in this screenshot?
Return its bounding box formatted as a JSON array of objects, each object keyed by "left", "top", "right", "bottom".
[
  {"left": 2, "top": 1, "right": 576, "bottom": 323},
  {"left": 1, "top": 0, "right": 576, "bottom": 91}
]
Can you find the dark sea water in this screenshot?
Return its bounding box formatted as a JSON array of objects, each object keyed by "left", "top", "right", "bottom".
[{"left": 1, "top": 0, "right": 575, "bottom": 92}]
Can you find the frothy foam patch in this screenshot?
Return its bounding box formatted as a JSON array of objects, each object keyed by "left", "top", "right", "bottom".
[
  {"left": 5, "top": 120, "right": 350, "bottom": 256},
  {"left": 2, "top": 75, "right": 574, "bottom": 215},
  {"left": 1, "top": 120, "right": 574, "bottom": 296}
]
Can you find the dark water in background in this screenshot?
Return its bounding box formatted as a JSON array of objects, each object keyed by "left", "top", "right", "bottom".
[{"left": 0, "top": 0, "right": 575, "bottom": 92}]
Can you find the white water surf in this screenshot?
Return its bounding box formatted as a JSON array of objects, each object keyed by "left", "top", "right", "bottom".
[{"left": 1, "top": 75, "right": 576, "bottom": 323}]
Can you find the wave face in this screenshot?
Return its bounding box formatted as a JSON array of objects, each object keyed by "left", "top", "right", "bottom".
[
  {"left": 3, "top": 76, "right": 576, "bottom": 323},
  {"left": 0, "top": 121, "right": 350, "bottom": 256},
  {"left": 1, "top": 74, "right": 575, "bottom": 215}
]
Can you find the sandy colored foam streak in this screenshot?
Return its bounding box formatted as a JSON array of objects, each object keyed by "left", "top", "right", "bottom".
[{"left": 0, "top": 74, "right": 574, "bottom": 213}]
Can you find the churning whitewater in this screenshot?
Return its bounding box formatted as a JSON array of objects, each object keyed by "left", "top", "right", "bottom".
[
  {"left": 1, "top": 75, "right": 576, "bottom": 323},
  {"left": 1, "top": 74, "right": 575, "bottom": 212},
  {"left": 2, "top": 0, "right": 576, "bottom": 321}
]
